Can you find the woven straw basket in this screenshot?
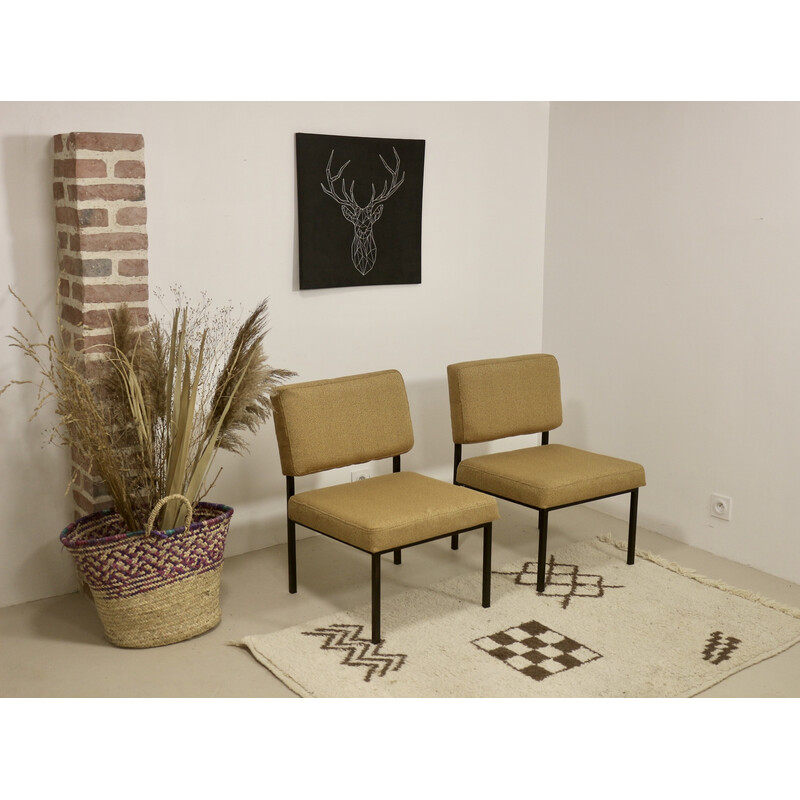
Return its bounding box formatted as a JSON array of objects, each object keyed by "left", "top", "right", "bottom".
[{"left": 60, "top": 494, "right": 233, "bottom": 648}]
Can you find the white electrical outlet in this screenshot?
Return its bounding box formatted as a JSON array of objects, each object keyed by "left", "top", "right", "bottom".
[
  {"left": 351, "top": 469, "right": 371, "bottom": 482},
  {"left": 710, "top": 493, "right": 732, "bottom": 521}
]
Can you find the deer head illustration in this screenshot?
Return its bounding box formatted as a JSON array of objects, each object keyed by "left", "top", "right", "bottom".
[{"left": 320, "top": 147, "right": 405, "bottom": 275}]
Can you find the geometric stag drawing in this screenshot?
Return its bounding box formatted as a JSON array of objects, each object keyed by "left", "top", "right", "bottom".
[
  {"left": 320, "top": 148, "right": 405, "bottom": 275},
  {"left": 295, "top": 131, "right": 424, "bottom": 289}
]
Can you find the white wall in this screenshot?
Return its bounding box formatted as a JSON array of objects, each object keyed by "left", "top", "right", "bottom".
[
  {"left": 543, "top": 101, "right": 800, "bottom": 583},
  {"left": 0, "top": 101, "right": 550, "bottom": 607}
]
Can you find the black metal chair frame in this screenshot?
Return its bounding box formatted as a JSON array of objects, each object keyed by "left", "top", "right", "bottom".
[
  {"left": 450, "top": 432, "right": 638, "bottom": 593},
  {"left": 286, "top": 455, "right": 493, "bottom": 644}
]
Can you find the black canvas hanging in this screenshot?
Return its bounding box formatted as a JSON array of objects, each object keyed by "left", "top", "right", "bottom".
[{"left": 296, "top": 132, "right": 425, "bottom": 289}]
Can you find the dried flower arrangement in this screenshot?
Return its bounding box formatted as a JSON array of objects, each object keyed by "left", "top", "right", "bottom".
[
  {"left": 2, "top": 289, "right": 295, "bottom": 647},
  {"left": 2, "top": 289, "right": 294, "bottom": 532}
]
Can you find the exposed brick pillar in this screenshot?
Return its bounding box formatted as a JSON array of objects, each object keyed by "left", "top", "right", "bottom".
[{"left": 52, "top": 132, "right": 150, "bottom": 519}]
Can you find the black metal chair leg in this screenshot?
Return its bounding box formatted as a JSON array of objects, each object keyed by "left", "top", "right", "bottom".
[
  {"left": 627, "top": 488, "right": 639, "bottom": 565},
  {"left": 288, "top": 519, "right": 297, "bottom": 594},
  {"left": 371, "top": 553, "right": 381, "bottom": 643},
  {"left": 482, "top": 523, "right": 492, "bottom": 607},
  {"left": 537, "top": 510, "right": 549, "bottom": 592},
  {"left": 393, "top": 548, "right": 402, "bottom": 565},
  {"left": 451, "top": 534, "right": 459, "bottom": 550}
]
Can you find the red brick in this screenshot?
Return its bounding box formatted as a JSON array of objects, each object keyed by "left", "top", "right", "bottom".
[
  {"left": 54, "top": 158, "right": 107, "bottom": 179},
  {"left": 59, "top": 278, "right": 70, "bottom": 299},
  {"left": 78, "top": 208, "right": 109, "bottom": 228},
  {"left": 55, "top": 206, "right": 79, "bottom": 226},
  {"left": 70, "top": 232, "right": 148, "bottom": 252},
  {"left": 83, "top": 356, "right": 117, "bottom": 383},
  {"left": 115, "top": 160, "right": 145, "bottom": 179},
  {"left": 70, "top": 132, "right": 144, "bottom": 152},
  {"left": 116, "top": 207, "right": 147, "bottom": 226},
  {"left": 131, "top": 307, "right": 150, "bottom": 327},
  {"left": 53, "top": 181, "right": 65, "bottom": 200},
  {"left": 82, "top": 306, "right": 148, "bottom": 330},
  {"left": 53, "top": 135, "right": 65, "bottom": 154},
  {"left": 71, "top": 184, "right": 145, "bottom": 202},
  {"left": 60, "top": 302, "right": 84, "bottom": 327},
  {"left": 86, "top": 259, "right": 114, "bottom": 277},
  {"left": 83, "top": 283, "right": 149, "bottom": 304},
  {"left": 81, "top": 333, "right": 115, "bottom": 356},
  {"left": 59, "top": 255, "right": 83, "bottom": 276},
  {"left": 82, "top": 308, "right": 117, "bottom": 329},
  {"left": 53, "top": 158, "right": 76, "bottom": 178},
  {"left": 60, "top": 256, "right": 114, "bottom": 278},
  {"left": 118, "top": 259, "right": 148, "bottom": 277},
  {"left": 71, "top": 282, "right": 84, "bottom": 303},
  {"left": 75, "top": 159, "right": 107, "bottom": 178},
  {"left": 58, "top": 231, "right": 69, "bottom": 248}
]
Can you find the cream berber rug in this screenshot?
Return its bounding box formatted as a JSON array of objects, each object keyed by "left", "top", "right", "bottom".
[{"left": 237, "top": 537, "right": 800, "bottom": 697}]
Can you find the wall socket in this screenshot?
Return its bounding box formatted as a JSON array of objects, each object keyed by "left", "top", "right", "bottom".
[
  {"left": 351, "top": 469, "right": 371, "bottom": 482},
  {"left": 710, "top": 493, "right": 732, "bottom": 521}
]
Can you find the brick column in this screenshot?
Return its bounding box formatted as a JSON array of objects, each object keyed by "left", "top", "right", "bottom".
[{"left": 52, "top": 132, "right": 150, "bottom": 519}]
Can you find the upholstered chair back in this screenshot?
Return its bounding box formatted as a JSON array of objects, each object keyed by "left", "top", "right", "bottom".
[
  {"left": 272, "top": 370, "right": 415, "bottom": 476},
  {"left": 447, "top": 354, "right": 563, "bottom": 444}
]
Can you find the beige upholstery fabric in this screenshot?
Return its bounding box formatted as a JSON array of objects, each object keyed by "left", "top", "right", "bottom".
[
  {"left": 289, "top": 472, "right": 499, "bottom": 553},
  {"left": 272, "top": 370, "right": 415, "bottom": 476},
  {"left": 447, "top": 354, "right": 563, "bottom": 444},
  {"left": 457, "top": 444, "right": 646, "bottom": 509}
]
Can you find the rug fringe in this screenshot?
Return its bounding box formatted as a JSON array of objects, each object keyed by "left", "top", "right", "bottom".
[{"left": 598, "top": 535, "right": 800, "bottom": 620}]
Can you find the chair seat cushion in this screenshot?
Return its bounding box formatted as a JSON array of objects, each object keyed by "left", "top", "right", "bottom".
[
  {"left": 457, "top": 444, "right": 645, "bottom": 509},
  {"left": 289, "top": 471, "right": 499, "bottom": 553}
]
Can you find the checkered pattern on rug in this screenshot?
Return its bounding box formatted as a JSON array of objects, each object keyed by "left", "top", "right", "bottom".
[{"left": 472, "top": 619, "right": 601, "bottom": 682}]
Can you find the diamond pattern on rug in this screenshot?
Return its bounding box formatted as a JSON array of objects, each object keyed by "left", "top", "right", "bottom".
[
  {"left": 472, "top": 619, "right": 601, "bottom": 681},
  {"left": 702, "top": 631, "right": 742, "bottom": 665},
  {"left": 494, "top": 556, "right": 623, "bottom": 609},
  {"left": 302, "top": 623, "right": 407, "bottom": 683}
]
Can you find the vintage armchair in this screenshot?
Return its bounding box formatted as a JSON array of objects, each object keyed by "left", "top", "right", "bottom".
[
  {"left": 272, "top": 369, "right": 499, "bottom": 643},
  {"left": 447, "top": 354, "right": 645, "bottom": 592}
]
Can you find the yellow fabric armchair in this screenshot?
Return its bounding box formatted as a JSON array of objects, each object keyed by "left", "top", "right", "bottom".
[
  {"left": 272, "top": 369, "right": 499, "bottom": 643},
  {"left": 447, "top": 354, "right": 645, "bottom": 592}
]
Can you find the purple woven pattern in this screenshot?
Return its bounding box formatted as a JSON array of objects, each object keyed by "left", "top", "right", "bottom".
[{"left": 60, "top": 504, "right": 233, "bottom": 600}]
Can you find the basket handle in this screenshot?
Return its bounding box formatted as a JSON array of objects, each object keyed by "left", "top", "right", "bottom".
[{"left": 145, "top": 494, "right": 193, "bottom": 535}]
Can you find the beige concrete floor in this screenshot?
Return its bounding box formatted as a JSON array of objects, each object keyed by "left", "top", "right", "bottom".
[{"left": 2, "top": 503, "right": 799, "bottom": 698}]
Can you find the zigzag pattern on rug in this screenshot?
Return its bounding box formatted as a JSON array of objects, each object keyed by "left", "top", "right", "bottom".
[
  {"left": 703, "top": 631, "right": 742, "bottom": 665},
  {"left": 302, "top": 623, "right": 408, "bottom": 682}
]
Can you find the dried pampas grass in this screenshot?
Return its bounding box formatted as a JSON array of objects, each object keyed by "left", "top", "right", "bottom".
[{"left": 2, "top": 289, "right": 294, "bottom": 532}]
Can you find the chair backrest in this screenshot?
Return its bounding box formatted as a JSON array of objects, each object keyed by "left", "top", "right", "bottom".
[
  {"left": 272, "top": 370, "right": 415, "bottom": 476},
  {"left": 447, "top": 354, "right": 563, "bottom": 444}
]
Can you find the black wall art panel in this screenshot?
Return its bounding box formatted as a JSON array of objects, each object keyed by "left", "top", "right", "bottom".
[{"left": 296, "top": 132, "right": 425, "bottom": 289}]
